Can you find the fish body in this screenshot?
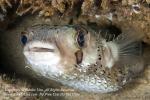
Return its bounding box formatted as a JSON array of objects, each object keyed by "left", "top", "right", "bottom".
[{"left": 22, "top": 24, "right": 144, "bottom": 93}]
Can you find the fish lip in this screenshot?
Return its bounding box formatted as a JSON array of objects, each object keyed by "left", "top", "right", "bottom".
[
  {"left": 24, "top": 41, "right": 55, "bottom": 53},
  {"left": 28, "top": 47, "right": 54, "bottom": 52}
]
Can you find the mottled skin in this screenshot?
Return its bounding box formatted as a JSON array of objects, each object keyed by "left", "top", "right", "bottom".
[{"left": 22, "top": 24, "right": 144, "bottom": 93}]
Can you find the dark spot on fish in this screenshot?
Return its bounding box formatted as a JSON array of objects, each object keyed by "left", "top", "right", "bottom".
[
  {"left": 102, "top": 70, "right": 105, "bottom": 74},
  {"left": 94, "top": 68, "right": 98, "bottom": 72},
  {"left": 98, "top": 54, "right": 101, "bottom": 60},
  {"left": 99, "top": 58, "right": 101, "bottom": 60},
  {"left": 107, "top": 76, "right": 111, "bottom": 78},
  {"left": 119, "top": 70, "right": 123, "bottom": 74},
  {"left": 108, "top": 73, "right": 111, "bottom": 76},
  {"left": 116, "top": 78, "right": 119, "bottom": 82}
]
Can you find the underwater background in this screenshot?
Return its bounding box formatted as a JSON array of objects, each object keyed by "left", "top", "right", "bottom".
[{"left": 0, "top": 0, "right": 150, "bottom": 100}]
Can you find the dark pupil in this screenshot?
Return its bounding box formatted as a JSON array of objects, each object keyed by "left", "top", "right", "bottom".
[
  {"left": 21, "top": 35, "right": 27, "bottom": 45},
  {"left": 77, "top": 31, "right": 85, "bottom": 47}
]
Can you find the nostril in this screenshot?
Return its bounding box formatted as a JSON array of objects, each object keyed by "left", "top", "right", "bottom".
[{"left": 75, "top": 50, "right": 83, "bottom": 64}]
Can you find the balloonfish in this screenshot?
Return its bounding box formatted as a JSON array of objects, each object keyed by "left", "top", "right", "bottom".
[{"left": 21, "top": 24, "right": 144, "bottom": 93}]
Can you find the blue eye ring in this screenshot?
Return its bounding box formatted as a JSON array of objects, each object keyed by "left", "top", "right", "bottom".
[{"left": 21, "top": 33, "right": 28, "bottom": 45}]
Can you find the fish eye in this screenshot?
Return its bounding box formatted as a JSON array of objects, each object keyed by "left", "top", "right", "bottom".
[
  {"left": 77, "top": 30, "right": 85, "bottom": 47},
  {"left": 21, "top": 32, "right": 28, "bottom": 45},
  {"left": 76, "top": 26, "right": 87, "bottom": 47}
]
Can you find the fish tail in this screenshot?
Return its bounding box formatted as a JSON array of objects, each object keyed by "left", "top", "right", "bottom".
[
  {"left": 114, "top": 30, "right": 143, "bottom": 58},
  {"left": 111, "top": 29, "right": 145, "bottom": 72}
]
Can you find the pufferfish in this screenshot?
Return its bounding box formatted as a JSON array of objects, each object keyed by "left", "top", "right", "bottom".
[{"left": 21, "top": 24, "right": 144, "bottom": 93}]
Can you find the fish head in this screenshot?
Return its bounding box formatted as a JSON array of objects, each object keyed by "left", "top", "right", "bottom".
[{"left": 21, "top": 25, "right": 101, "bottom": 77}]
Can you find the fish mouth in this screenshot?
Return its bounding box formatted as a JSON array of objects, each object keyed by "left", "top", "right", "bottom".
[
  {"left": 28, "top": 47, "right": 54, "bottom": 52},
  {"left": 24, "top": 41, "right": 55, "bottom": 53}
]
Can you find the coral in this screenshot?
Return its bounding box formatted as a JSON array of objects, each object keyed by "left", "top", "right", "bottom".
[
  {"left": 16, "top": 0, "right": 78, "bottom": 17},
  {"left": 0, "top": 0, "right": 149, "bottom": 17},
  {"left": 0, "top": 0, "right": 149, "bottom": 43},
  {"left": 81, "top": 0, "right": 96, "bottom": 15},
  {"left": 0, "top": 0, "right": 12, "bottom": 12}
]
